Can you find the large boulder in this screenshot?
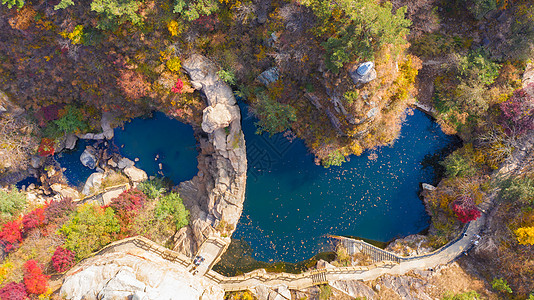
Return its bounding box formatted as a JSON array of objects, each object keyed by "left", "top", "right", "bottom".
[
  {"left": 123, "top": 166, "right": 147, "bottom": 183},
  {"left": 82, "top": 172, "right": 104, "bottom": 196},
  {"left": 117, "top": 157, "right": 135, "bottom": 169},
  {"left": 80, "top": 148, "right": 97, "bottom": 169},
  {"left": 350, "top": 61, "right": 377, "bottom": 85},
  {"left": 101, "top": 112, "right": 115, "bottom": 140},
  {"left": 65, "top": 133, "right": 78, "bottom": 150},
  {"left": 257, "top": 67, "right": 279, "bottom": 86},
  {"left": 201, "top": 103, "right": 239, "bottom": 134},
  {"left": 50, "top": 183, "right": 80, "bottom": 200}
]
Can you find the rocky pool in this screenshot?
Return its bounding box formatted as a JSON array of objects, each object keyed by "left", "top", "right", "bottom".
[
  {"left": 233, "top": 104, "right": 457, "bottom": 263},
  {"left": 56, "top": 112, "right": 198, "bottom": 187},
  {"left": 54, "top": 106, "right": 457, "bottom": 264}
]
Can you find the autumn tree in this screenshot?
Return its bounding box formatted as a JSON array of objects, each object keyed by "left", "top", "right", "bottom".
[
  {"left": 0, "top": 282, "right": 27, "bottom": 300},
  {"left": 301, "top": 0, "right": 411, "bottom": 72},
  {"left": 60, "top": 203, "right": 120, "bottom": 260},
  {"left": 515, "top": 226, "right": 534, "bottom": 245},
  {"left": 51, "top": 246, "right": 75, "bottom": 273},
  {"left": 23, "top": 260, "right": 49, "bottom": 295}
]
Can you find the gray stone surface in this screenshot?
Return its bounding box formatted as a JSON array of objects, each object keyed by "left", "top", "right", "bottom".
[
  {"left": 117, "top": 157, "right": 134, "bottom": 169},
  {"left": 82, "top": 172, "right": 104, "bottom": 195},
  {"left": 177, "top": 54, "right": 247, "bottom": 257},
  {"left": 65, "top": 133, "right": 78, "bottom": 150},
  {"left": 331, "top": 280, "right": 377, "bottom": 300},
  {"left": 201, "top": 103, "right": 240, "bottom": 134},
  {"left": 257, "top": 67, "right": 279, "bottom": 86}
]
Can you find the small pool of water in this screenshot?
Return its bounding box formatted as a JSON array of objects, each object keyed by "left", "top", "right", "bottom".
[
  {"left": 232, "top": 103, "right": 458, "bottom": 263},
  {"left": 56, "top": 112, "right": 199, "bottom": 187},
  {"left": 113, "top": 112, "right": 198, "bottom": 185},
  {"left": 55, "top": 139, "right": 99, "bottom": 188}
]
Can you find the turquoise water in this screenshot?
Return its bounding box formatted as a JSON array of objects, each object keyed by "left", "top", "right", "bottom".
[
  {"left": 233, "top": 103, "right": 457, "bottom": 263},
  {"left": 113, "top": 112, "right": 198, "bottom": 185},
  {"left": 56, "top": 112, "right": 198, "bottom": 187}
]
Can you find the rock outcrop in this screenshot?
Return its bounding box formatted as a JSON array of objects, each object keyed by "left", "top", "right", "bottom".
[
  {"left": 59, "top": 246, "right": 224, "bottom": 300},
  {"left": 176, "top": 54, "right": 247, "bottom": 257},
  {"left": 123, "top": 166, "right": 148, "bottom": 183}
]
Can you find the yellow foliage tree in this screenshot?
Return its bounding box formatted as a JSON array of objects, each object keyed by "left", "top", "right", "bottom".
[{"left": 515, "top": 226, "right": 534, "bottom": 245}]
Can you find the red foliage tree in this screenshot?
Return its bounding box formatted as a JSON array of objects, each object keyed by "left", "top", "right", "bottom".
[
  {"left": 23, "top": 260, "right": 49, "bottom": 295},
  {"left": 498, "top": 83, "right": 534, "bottom": 136},
  {"left": 22, "top": 207, "right": 46, "bottom": 233},
  {"left": 452, "top": 203, "right": 481, "bottom": 223},
  {"left": 192, "top": 14, "right": 219, "bottom": 32},
  {"left": 35, "top": 104, "right": 63, "bottom": 127},
  {"left": 109, "top": 189, "right": 146, "bottom": 231},
  {"left": 44, "top": 198, "right": 75, "bottom": 224},
  {"left": 0, "top": 220, "right": 22, "bottom": 252},
  {"left": 37, "top": 138, "right": 55, "bottom": 157},
  {"left": 171, "top": 79, "right": 184, "bottom": 94},
  {"left": 0, "top": 282, "right": 28, "bottom": 300},
  {"left": 51, "top": 246, "right": 75, "bottom": 273}
]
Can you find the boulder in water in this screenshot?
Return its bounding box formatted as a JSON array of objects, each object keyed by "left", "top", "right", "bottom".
[
  {"left": 80, "top": 148, "right": 97, "bottom": 169},
  {"left": 117, "top": 157, "right": 134, "bottom": 169}
]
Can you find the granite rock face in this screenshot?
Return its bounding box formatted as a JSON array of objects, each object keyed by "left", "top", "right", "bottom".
[
  {"left": 176, "top": 54, "right": 247, "bottom": 257},
  {"left": 59, "top": 248, "right": 224, "bottom": 300}
]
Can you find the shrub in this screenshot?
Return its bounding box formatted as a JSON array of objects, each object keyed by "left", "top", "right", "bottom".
[
  {"left": 60, "top": 203, "right": 120, "bottom": 260},
  {"left": 23, "top": 260, "right": 49, "bottom": 295},
  {"left": 0, "top": 220, "right": 22, "bottom": 252},
  {"left": 22, "top": 207, "right": 45, "bottom": 233},
  {"left": 499, "top": 177, "right": 534, "bottom": 205},
  {"left": 110, "top": 189, "right": 146, "bottom": 231},
  {"left": 440, "top": 152, "right": 477, "bottom": 178},
  {"left": 171, "top": 79, "right": 184, "bottom": 94},
  {"left": 37, "top": 138, "right": 55, "bottom": 157},
  {"left": 318, "top": 284, "right": 333, "bottom": 300},
  {"left": 322, "top": 150, "right": 346, "bottom": 168},
  {"left": 51, "top": 246, "right": 75, "bottom": 273},
  {"left": 44, "top": 198, "right": 75, "bottom": 224},
  {"left": 253, "top": 92, "right": 297, "bottom": 136},
  {"left": 498, "top": 84, "right": 534, "bottom": 137},
  {"left": 1, "top": 0, "right": 24, "bottom": 9},
  {"left": 442, "top": 290, "right": 481, "bottom": 300},
  {"left": 138, "top": 177, "right": 168, "bottom": 199},
  {"left": 167, "top": 20, "right": 181, "bottom": 36},
  {"left": 491, "top": 277, "right": 512, "bottom": 294},
  {"left": 452, "top": 203, "right": 481, "bottom": 223},
  {"left": 90, "top": 0, "right": 143, "bottom": 29},
  {"left": 155, "top": 192, "right": 189, "bottom": 230},
  {"left": 515, "top": 226, "right": 534, "bottom": 245},
  {"left": 217, "top": 69, "right": 236, "bottom": 85},
  {"left": 0, "top": 282, "right": 27, "bottom": 300},
  {"left": 464, "top": 0, "right": 497, "bottom": 20},
  {"left": 54, "top": 106, "right": 88, "bottom": 134},
  {"left": 166, "top": 57, "right": 181, "bottom": 72},
  {"left": 0, "top": 188, "right": 26, "bottom": 221}
]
